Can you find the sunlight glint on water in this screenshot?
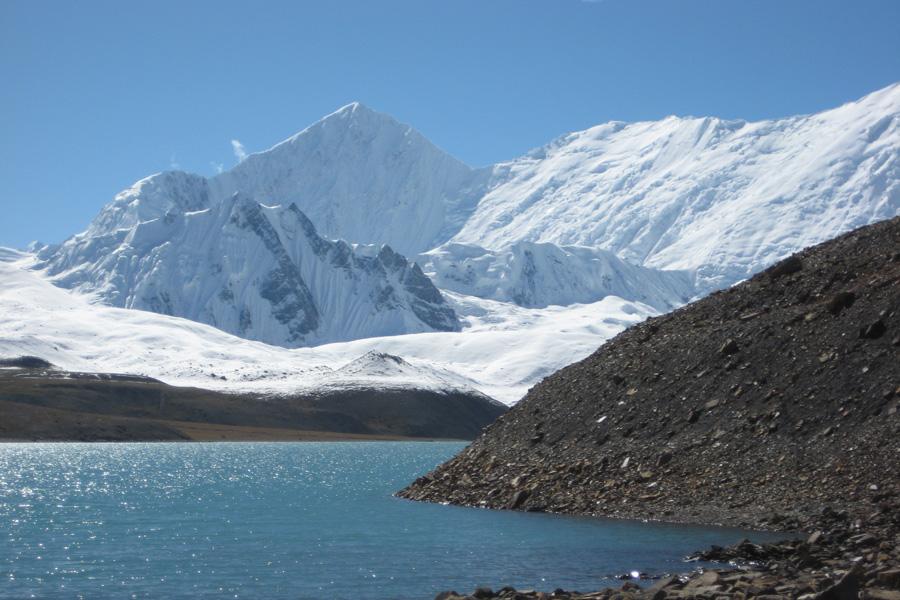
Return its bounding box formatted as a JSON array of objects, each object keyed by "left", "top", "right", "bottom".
[{"left": 0, "top": 443, "right": 780, "bottom": 599}]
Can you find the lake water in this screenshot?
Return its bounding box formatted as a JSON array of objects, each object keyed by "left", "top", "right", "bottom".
[{"left": 0, "top": 442, "right": 780, "bottom": 599}]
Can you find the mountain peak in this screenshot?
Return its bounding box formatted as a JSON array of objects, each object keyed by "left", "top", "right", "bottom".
[
  {"left": 334, "top": 101, "right": 368, "bottom": 114},
  {"left": 208, "top": 99, "right": 480, "bottom": 256},
  {"left": 255, "top": 101, "right": 408, "bottom": 156},
  {"left": 316, "top": 100, "right": 392, "bottom": 127}
]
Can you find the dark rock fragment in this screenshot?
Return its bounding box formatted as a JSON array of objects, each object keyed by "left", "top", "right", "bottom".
[
  {"left": 814, "top": 565, "right": 861, "bottom": 600},
  {"left": 877, "top": 569, "right": 900, "bottom": 589},
  {"left": 826, "top": 291, "right": 856, "bottom": 315},
  {"left": 769, "top": 255, "right": 803, "bottom": 279},
  {"left": 865, "top": 589, "right": 900, "bottom": 600},
  {"left": 508, "top": 490, "right": 530, "bottom": 510},
  {"left": 0, "top": 355, "right": 53, "bottom": 369},
  {"left": 719, "top": 339, "right": 740, "bottom": 355},
  {"left": 860, "top": 319, "right": 887, "bottom": 339}
]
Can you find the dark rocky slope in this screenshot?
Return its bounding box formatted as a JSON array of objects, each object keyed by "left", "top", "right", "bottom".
[
  {"left": 401, "top": 217, "right": 900, "bottom": 599},
  {"left": 0, "top": 364, "right": 505, "bottom": 441}
]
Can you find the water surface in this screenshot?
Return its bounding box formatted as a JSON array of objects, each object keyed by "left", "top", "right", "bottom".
[{"left": 0, "top": 442, "right": 780, "bottom": 599}]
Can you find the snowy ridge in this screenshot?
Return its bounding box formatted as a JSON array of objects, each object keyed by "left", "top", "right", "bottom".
[
  {"left": 37, "top": 194, "right": 458, "bottom": 347},
  {"left": 0, "top": 256, "right": 652, "bottom": 404},
  {"left": 454, "top": 83, "right": 900, "bottom": 292},
  {"left": 83, "top": 171, "right": 212, "bottom": 237},
  {"left": 423, "top": 241, "right": 694, "bottom": 310}
]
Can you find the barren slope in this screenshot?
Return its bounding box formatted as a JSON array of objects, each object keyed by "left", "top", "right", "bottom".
[{"left": 401, "top": 217, "right": 900, "bottom": 531}]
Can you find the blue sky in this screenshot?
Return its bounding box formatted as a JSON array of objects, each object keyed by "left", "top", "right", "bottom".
[{"left": 2, "top": 0, "right": 899, "bottom": 248}]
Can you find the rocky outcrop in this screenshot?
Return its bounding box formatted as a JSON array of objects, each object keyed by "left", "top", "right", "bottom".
[
  {"left": 401, "top": 217, "right": 900, "bottom": 527},
  {"left": 401, "top": 217, "right": 900, "bottom": 598}
]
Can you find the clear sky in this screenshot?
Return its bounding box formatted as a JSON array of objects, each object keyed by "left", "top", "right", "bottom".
[{"left": 2, "top": 0, "right": 899, "bottom": 248}]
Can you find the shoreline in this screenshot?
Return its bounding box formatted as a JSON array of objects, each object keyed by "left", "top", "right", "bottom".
[
  {"left": 0, "top": 403, "right": 466, "bottom": 443},
  {"left": 405, "top": 220, "right": 900, "bottom": 599},
  {"left": 426, "top": 494, "right": 900, "bottom": 600}
]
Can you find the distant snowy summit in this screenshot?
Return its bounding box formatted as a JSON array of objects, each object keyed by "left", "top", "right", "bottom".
[{"left": 33, "top": 83, "right": 900, "bottom": 349}]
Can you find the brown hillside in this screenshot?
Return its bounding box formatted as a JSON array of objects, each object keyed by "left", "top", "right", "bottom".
[{"left": 400, "top": 216, "right": 900, "bottom": 532}]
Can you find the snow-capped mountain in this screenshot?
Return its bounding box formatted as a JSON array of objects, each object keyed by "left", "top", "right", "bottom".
[
  {"left": 38, "top": 188, "right": 458, "bottom": 347},
  {"left": 454, "top": 83, "right": 900, "bottom": 293},
  {"left": 16, "top": 82, "right": 900, "bottom": 405},
  {"left": 422, "top": 241, "right": 693, "bottom": 310},
  {"left": 211, "top": 102, "right": 489, "bottom": 257},
  {"left": 34, "top": 103, "right": 489, "bottom": 348}
]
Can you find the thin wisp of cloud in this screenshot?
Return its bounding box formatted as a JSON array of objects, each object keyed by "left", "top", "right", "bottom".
[{"left": 231, "top": 139, "right": 248, "bottom": 162}]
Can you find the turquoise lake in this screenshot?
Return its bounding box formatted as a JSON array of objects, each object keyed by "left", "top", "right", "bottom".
[{"left": 0, "top": 442, "right": 781, "bottom": 599}]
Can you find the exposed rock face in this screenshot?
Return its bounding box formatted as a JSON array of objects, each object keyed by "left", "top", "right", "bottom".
[
  {"left": 400, "top": 217, "right": 900, "bottom": 530},
  {"left": 37, "top": 191, "right": 459, "bottom": 347}
]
